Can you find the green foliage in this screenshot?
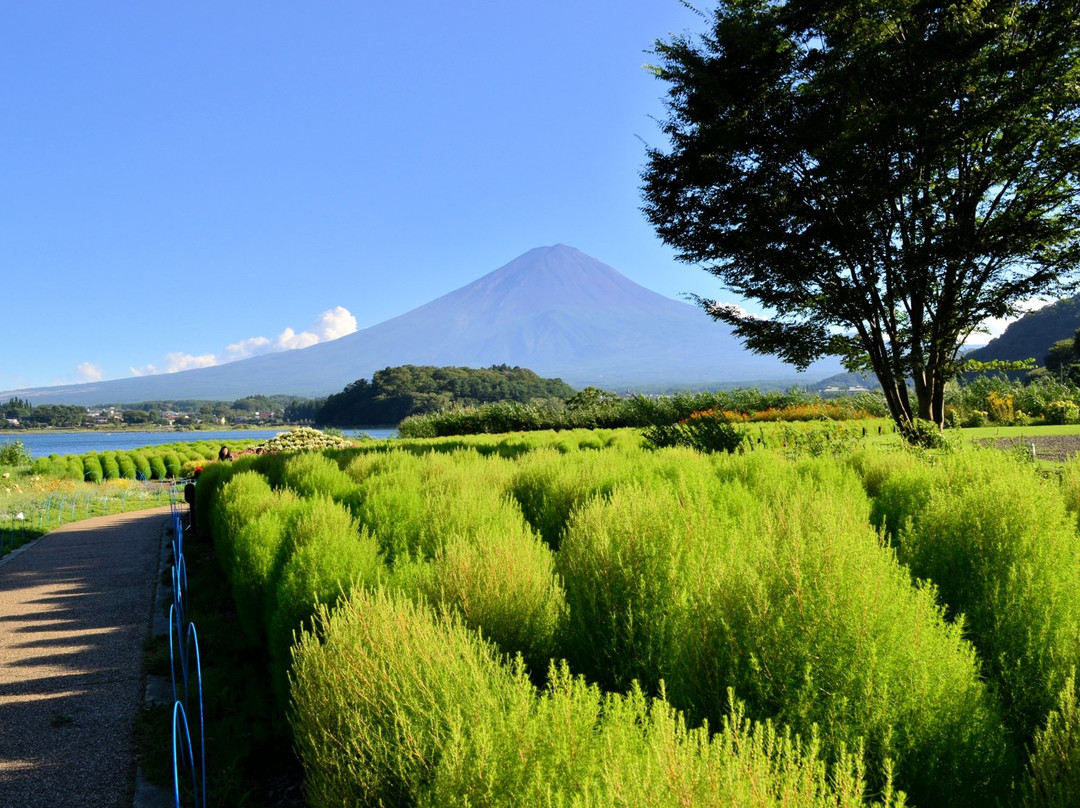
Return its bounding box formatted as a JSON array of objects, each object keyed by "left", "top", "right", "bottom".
[
  {"left": 183, "top": 431, "right": 1080, "bottom": 801},
  {"left": 289, "top": 588, "right": 901, "bottom": 808},
  {"left": 289, "top": 588, "right": 513, "bottom": 807},
  {"left": 1045, "top": 339, "right": 1077, "bottom": 375},
  {"left": 31, "top": 455, "right": 77, "bottom": 480},
  {"left": 317, "top": 364, "right": 575, "bottom": 426},
  {"left": 81, "top": 454, "right": 103, "bottom": 483},
  {"left": 899, "top": 418, "right": 946, "bottom": 449},
  {"left": 162, "top": 452, "right": 181, "bottom": 478},
  {"left": 226, "top": 496, "right": 297, "bottom": 644},
  {"left": 280, "top": 451, "right": 355, "bottom": 501},
  {"left": 508, "top": 447, "right": 631, "bottom": 549},
  {"left": 642, "top": 0, "right": 1080, "bottom": 432},
  {"left": 1048, "top": 400, "right": 1080, "bottom": 425},
  {"left": 1023, "top": 675, "right": 1080, "bottom": 807},
  {"left": 1059, "top": 457, "right": 1080, "bottom": 530},
  {"left": 873, "top": 451, "right": 1080, "bottom": 748},
  {"left": 116, "top": 453, "right": 137, "bottom": 480},
  {"left": 557, "top": 452, "right": 1007, "bottom": 805},
  {"left": 66, "top": 454, "right": 84, "bottom": 481},
  {"left": 130, "top": 452, "right": 151, "bottom": 481},
  {"left": 209, "top": 471, "right": 279, "bottom": 580},
  {"left": 943, "top": 374, "right": 1080, "bottom": 426},
  {"left": 101, "top": 453, "right": 121, "bottom": 480},
  {"left": 2, "top": 397, "right": 32, "bottom": 420},
  {"left": 641, "top": 409, "right": 746, "bottom": 453},
  {"left": 20, "top": 403, "right": 87, "bottom": 428},
  {"left": 399, "top": 385, "right": 876, "bottom": 438},
  {"left": 394, "top": 498, "right": 567, "bottom": 676},
  {"left": 563, "top": 385, "right": 620, "bottom": 410},
  {"left": 148, "top": 454, "right": 167, "bottom": 480},
  {"left": 267, "top": 496, "right": 381, "bottom": 704},
  {"left": 0, "top": 439, "right": 31, "bottom": 467}
]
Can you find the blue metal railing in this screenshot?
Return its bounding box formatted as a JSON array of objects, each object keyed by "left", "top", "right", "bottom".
[{"left": 167, "top": 491, "right": 206, "bottom": 808}]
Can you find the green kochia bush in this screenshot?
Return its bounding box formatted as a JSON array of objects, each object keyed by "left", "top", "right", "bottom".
[
  {"left": 557, "top": 452, "right": 1009, "bottom": 806},
  {"left": 116, "top": 453, "right": 137, "bottom": 480},
  {"left": 350, "top": 449, "right": 515, "bottom": 564},
  {"left": 226, "top": 491, "right": 299, "bottom": 644},
  {"left": 31, "top": 454, "right": 84, "bottom": 480},
  {"left": 163, "top": 451, "right": 182, "bottom": 478},
  {"left": 265, "top": 495, "right": 382, "bottom": 687},
  {"left": 149, "top": 454, "right": 167, "bottom": 480},
  {"left": 289, "top": 588, "right": 513, "bottom": 807},
  {"left": 873, "top": 451, "right": 1080, "bottom": 750},
  {"left": 289, "top": 588, "right": 901, "bottom": 808},
  {"left": 1058, "top": 455, "right": 1080, "bottom": 530},
  {"left": 66, "top": 454, "right": 84, "bottom": 480},
  {"left": 348, "top": 448, "right": 564, "bottom": 672},
  {"left": 1022, "top": 675, "right": 1080, "bottom": 807},
  {"left": 508, "top": 447, "right": 634, "bottom": 549},
  {"left": 82, "top": 454, "right": 103, "bottom": 483},
  {"left": 280, "top": 452, "right": 355, "bottom": 501},
  {"left": 394, "top": 511, "right": 566, "bottom": 677},
  {"left": 130, "top": 452, "right": 152, "bottom": 481},
  {"left": 210, "top": 470, "right": 280, "bottom": 582},
  {"left": 208, "top": 467, "right": 384, "bottom": 710},
  {"left": 101, "top": 452, "right": 121, "bottom": 480}
]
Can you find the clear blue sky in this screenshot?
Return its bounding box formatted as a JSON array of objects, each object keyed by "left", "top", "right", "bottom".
[{"left": 1, "top": 2, "right": 1015, "bottom": 393}]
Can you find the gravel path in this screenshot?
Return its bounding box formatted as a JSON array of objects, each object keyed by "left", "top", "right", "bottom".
[{"left": 0, "top": 507, "right": 172, "bottom": 807}]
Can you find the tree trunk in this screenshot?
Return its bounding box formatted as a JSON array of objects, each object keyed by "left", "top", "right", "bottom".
[
  {"left": 877, "top": 374, "right": 915, "bottom": 435},
  {"left": 914, "top": 370, "right": 946, "bottom": 430}
]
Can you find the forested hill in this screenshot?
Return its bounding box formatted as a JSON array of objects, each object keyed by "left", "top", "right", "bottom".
[
  {"left": 967, "top": 297, "right": 1080, "bottom": 365},
  {"left": 312, "top": 365, "right": 575, "bottom": 426}
]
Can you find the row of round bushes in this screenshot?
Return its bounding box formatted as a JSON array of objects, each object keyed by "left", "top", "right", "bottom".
[
  {"left": 31, "top": 440, "right": 261, "bottom": 482},
  {"left": 196, "top": 437, "right": 1080, "bottom": 805}
]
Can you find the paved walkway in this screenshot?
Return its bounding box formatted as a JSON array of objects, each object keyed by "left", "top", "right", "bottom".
[{"left": 0, "top": 507, "right": 172, "bottom": 808}]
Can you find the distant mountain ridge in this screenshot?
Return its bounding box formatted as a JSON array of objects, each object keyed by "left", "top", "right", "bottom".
[
  {"left": 967, "top": 296, "right": 1080, "bottom": 365},
  {"left": 2, "top": 245, "right": 844, "bottom": 405}
]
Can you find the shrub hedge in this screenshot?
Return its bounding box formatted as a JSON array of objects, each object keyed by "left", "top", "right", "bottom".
[{"left": 188, "top": 433, "right": 1080, "bottom": 805}]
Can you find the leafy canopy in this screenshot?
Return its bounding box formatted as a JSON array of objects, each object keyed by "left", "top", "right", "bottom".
[{"left": 642, "top": 0, "right": 1080, "bottom": 432}]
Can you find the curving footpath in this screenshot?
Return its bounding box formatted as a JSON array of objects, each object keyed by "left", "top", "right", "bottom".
[{"left": 0, "top": 506, "right": 172, "bottom": 807}]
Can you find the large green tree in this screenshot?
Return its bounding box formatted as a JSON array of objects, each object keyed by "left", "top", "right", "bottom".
[{"left": 642, "top": 0, "right": 1080, "bottom": 433}]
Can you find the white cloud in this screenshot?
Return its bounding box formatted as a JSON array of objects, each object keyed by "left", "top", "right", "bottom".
[
  {"left": 309, "top": 305, "right": 358, "bottom": 341},
  {"left": 223, "top": 336, "right": 272, "bottom": 362},
  {"left": 76, "top": 362, "right": 103, "bottom": 382},
  {"left": 128, "top": 306, "right": 358, "bottom": 376},
  {"left": 164, "top": 352, "right": 219, "bottom": 372},
  {"left": 275, "top": 327, "right": 320, "bottom": 351}
]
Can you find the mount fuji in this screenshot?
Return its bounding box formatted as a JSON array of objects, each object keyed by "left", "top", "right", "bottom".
[{"left": 4, "top": 245, "right": 843, "bottom": 404}]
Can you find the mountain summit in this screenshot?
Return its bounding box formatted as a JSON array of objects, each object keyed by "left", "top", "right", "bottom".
[{"left": 4, "top": 245, "right": 843, "bottom": 404}]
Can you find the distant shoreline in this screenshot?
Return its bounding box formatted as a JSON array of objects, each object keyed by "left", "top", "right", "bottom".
[
  {"left": 1, "top": 424, "right": 397, "bottom": 436},
  {"left": 1, "top": 424, "right": 281, "bottom": 436}
]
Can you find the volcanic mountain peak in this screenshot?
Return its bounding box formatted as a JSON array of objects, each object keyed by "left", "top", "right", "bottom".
[
  {"left": 1, "top": 245, "right": 843, "bottom": 404},
  {"left": 421, "top": 244, "right": 672, "bottom": 315}
]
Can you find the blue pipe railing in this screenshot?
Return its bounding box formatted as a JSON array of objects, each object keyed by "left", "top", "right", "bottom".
[{"left": 167, "top": 489, "right": 206, "bottom": 808}]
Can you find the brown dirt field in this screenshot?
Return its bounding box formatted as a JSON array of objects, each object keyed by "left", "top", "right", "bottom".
[{"left": 983, "top": 433, "right": 1080, "bottom": 462}]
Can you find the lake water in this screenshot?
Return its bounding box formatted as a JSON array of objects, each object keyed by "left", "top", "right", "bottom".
[{"left": 7, "top": 427, "right": 397, "bottom": 459}]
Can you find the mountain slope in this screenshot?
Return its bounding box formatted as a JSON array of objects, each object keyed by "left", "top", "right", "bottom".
[
  {"left": 967, "top": 297, "right": 1080, "bottom": 364},
  {"left": 3, "top": 245, "right": 843, "bottom": 404}
]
